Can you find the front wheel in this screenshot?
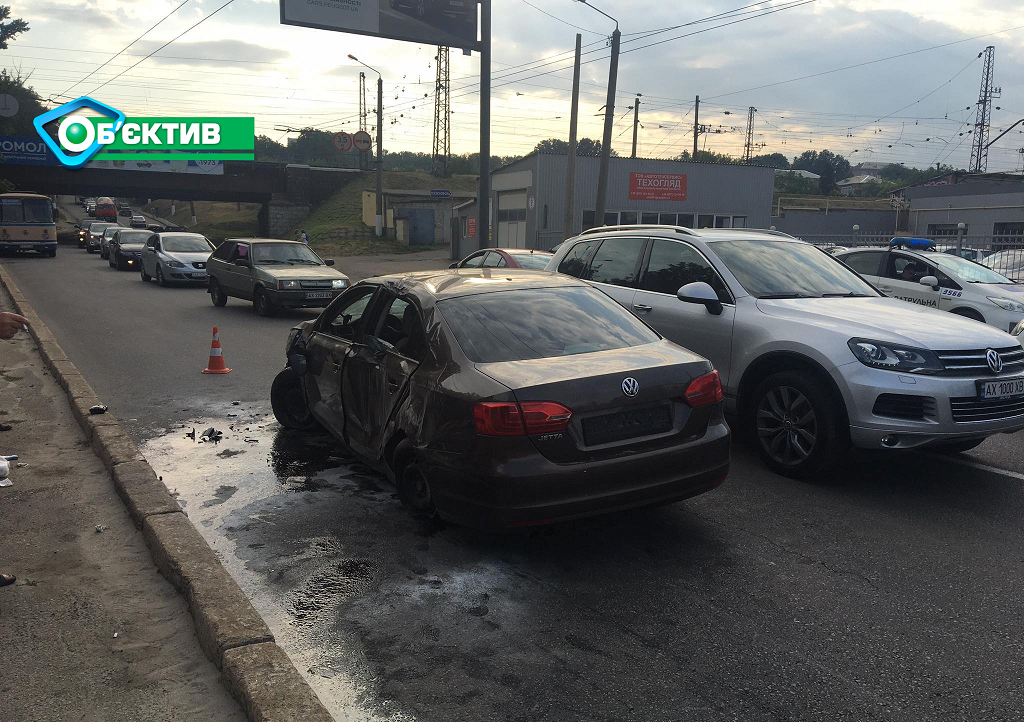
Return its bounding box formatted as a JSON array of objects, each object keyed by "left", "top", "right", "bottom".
[
  {"left": 750, "top": 370, "right": 846, "bottom": 479},
  {"left": 116, "top": 254, "right": 128, "bottom": 271},
  {"left": 87, "top": 247, "right": 95, "bottom": 254},
  {"left": 270, "top": 368, "right": 323, "bottom": 431},
  {"left": 140, "top": 264, "right": 151, "bottom": 282},
  {"left": 156, "top": 266, "right": 167, "bottom": 287},
  {"left": 254, "top": 288, "right": 276, "bottom": 317},
  {"left": 210, "top": 279, "right": 228, "bottom": 306}
]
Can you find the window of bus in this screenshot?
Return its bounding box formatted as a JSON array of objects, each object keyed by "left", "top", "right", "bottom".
[{"left": 23, "top": 198, "right": 53, "bottom": 223}]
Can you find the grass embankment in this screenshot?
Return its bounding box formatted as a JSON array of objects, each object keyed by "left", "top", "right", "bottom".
[{"left": 141, "top": 200, "right": 260, "bottom": 243}]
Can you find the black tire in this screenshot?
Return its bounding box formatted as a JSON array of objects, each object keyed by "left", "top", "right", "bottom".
[
  {"left": 108, "top": 253, "right": 115, "bottom": 268},
  {"left": 270, "top": 368, "right": 323, "bottom": 431},
  {"left": 156, "top": 266, "right": 167, "bottom": 287},
  {"left": 749, "top": 370, "right": 847, "bottom": 479},
  {"left": 951, "top": 307, "right": 985, "bottom": 324},
  {"left": 46, "top": 249, "right": 56, "bottom": 258},
  {"left": 140, "top": 264, "right": 151, "bottom": 282},
  {"left": 254, "top": 288, "right": 276, "bottom": 317},
  {"left": 935, "top": 438, "right": 986, "bottom": 455},
  {"left": 397, "top": 457, "right": 437, "bottom": 519},
  {"left": 210, "top": 279, "right": 228, "bottom": 306}
]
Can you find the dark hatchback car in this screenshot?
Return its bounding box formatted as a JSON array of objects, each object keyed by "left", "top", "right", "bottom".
[
  {"left": 271, "top": 269, "right": 730, "bottom": 529},
  {"left": 108, "top": 228, "right": 152, "bottom": 270}
]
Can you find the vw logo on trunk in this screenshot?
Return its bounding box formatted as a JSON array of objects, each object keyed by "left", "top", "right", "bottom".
[
  {"left": 986, "top": 348, "right": 1003, "bottom": 374},
  {"left": 621, "top": 377, "right": 640, "bottom": 397}
]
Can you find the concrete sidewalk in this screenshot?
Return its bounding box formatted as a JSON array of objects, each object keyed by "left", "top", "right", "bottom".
[{"left": 0, "top": 299, "right": 244, "bottom": 721}]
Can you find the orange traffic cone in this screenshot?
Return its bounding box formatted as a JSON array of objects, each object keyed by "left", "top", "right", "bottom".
[{"left": 202, "top": 326, "right": 232, "bottom": 374}]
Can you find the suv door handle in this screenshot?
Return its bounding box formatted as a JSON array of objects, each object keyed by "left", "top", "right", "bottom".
[{"left": 633, "top": 304, "right": 653, "bottom": 312}]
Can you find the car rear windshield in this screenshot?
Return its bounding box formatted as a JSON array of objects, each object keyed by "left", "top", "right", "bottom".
[
  {"left": 508, "top": 252, "right": 551, "bottom": 270},
  {"left": 162, "top": 234, "right": 213, "bottom": 253},
  {"left": 252, "top": 242, "right": 323, "bottom": 266},
  {"left": 438, "top": 286, "right": 660, "bottom": 363},
  {"left": 711, "top": 240, "right": 877, "bottom": 298},
  {"left": 117, "top": 231, "right": 150, "bottom": 244}
]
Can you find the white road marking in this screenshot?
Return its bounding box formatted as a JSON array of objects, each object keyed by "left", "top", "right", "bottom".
[{"left": 924, "top": 453, "right": 1024, "bottom": 482}]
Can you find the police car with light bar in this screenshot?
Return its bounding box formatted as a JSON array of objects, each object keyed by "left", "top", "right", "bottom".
[{"left": 835, "top": 238, "right": 1024, "bottom": 339}]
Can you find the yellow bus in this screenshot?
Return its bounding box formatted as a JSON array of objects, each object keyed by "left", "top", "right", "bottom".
[{"left": 0, "top": 192, "right": 57, "bottom": 257}]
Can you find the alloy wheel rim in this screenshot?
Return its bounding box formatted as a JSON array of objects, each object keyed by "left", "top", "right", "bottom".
[{"left": 756, "top": 385, "right": 817, "bottom": 466}]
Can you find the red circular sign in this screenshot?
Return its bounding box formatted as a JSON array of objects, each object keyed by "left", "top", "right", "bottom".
[
  {"left": 353, "top": 131, "right": 372, "bottom": 152},
  {"left": 333, "top": 132, "right": 353, "bottom": 153}
]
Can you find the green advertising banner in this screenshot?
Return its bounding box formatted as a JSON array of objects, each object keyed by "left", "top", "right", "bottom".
[{"left": 69, "top": 116, "right": 255, "bottom": 160}]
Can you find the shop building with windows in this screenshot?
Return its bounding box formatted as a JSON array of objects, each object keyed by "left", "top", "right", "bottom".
[
  {"left": 479, "top": 153, "right": 774, "bottom": 252},
  {"left": 899, "top": 171, "right": 1024, "bottom": 243}
]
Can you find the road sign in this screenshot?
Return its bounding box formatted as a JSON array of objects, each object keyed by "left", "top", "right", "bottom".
[
  {"left": 0, "top": 94, "right": 19, "bottom": 118},
  {"left": 430, "top": 189, "right": 453, "bottom": 199},
  {"left": 353, "top": 131, "right": 372, "bottom": 152},
  {"left": 333, "top": 132, "right": 352, "bottom": 153}
]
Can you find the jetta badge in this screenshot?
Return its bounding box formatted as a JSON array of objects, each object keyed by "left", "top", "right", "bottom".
[
  {"left": 986, "top": 348, "right": 1003, "bottom": 374},
  {"left": 621, "top": 377, "right": 640, "bottom": 397}
]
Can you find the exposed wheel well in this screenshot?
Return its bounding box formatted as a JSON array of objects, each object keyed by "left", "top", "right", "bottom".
[
  {"left": 950, "top": 306, "right": 985, "bottom": 323},
  {"left": 737, "top": 352, "right": 850, "bottom": 433},
  {"left": 384, "top": 432, "right": 411, "bottom": 478}
]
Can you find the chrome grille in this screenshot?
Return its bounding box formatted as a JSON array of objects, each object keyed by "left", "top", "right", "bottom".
[
  {"left": 192, "top": 261, "right": 206, "bottom": 269},
  {"left": 935, "top": 347, "right": 1024, "bottom": 377},
  {"left": 951, "top": 396, "right": 1024, "bottom": 423},
  {"left": 872, "top": 394, "right": 937, "bottom": 421}
]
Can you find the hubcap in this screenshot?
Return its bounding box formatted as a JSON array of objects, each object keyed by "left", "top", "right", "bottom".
[{"left": 756, "top": 385, "right": 817, "bottom": 466}]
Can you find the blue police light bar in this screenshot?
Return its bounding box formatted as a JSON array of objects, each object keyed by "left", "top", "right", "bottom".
[{"left": 889, "top": 237, "right": 936, "bottom": 250}]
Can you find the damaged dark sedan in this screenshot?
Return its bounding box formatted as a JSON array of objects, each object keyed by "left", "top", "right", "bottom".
[{"left": 271, "top": 269, "right": 730, "bottom": 529}]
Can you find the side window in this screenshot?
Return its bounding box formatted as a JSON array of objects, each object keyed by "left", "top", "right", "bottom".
[
  {"left": 842, "top": 251, "right": 884, "bottom": 276},
  {"left": 885, "top": 254, "right": 927, "bottom": 283},
  {"left": 320, "top": 287, "right": 377, "bottom": 341},
  {"left": 229, "top": 243, "right": 250, "bottom": 263},
  {"left": 461, "top": 252, "right": 485, "bottom": 268},
  {"left": 211, "top": 242, "right": 233, "bottom": 260},
  {"left": 557, "top": 240, "right": 599, "bottom": 277},
  {"left": 482, "top": 252, "right": 503, "bottom": 268},
  {"left": 370, "top": 296, "right": 427, "bottom": 361},
  {"left": 584, "top": 236, "right": 646, "bottom": 287},
  {"left": 640, "top": 240, "right": 732, "bottom": 303},
  {"left": 146, "top": 236, "right": 158, "bottom": 249}
]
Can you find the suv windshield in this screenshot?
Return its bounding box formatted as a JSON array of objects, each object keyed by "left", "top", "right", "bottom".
[
  {"left": 711, "top": 240, "right": 878, "bottom": 298},
  {"left": 252, "top": 242, "right": 323, "bottom": 266},
  {"left": 439, "top": 286, "right": 660, "bottom": 363},
  {"left": 929, "top": 253, "right": 1013, "bottom": 284},
  {"left": 162, "top": 234, "right": 212, "bottom": 253},
  {"left": 116, "top": 231, "right": 150, "bottom": 245}
]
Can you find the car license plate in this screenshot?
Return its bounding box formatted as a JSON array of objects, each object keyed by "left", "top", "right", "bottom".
[
  {"left": 191, "top": 272, "right": 206, "bottom": 279},
  {"left": 306, "top": 291, "right": 333, "bottom": 300},
  {"left": 979, "top": 377, "right": 1024, "bottom": 400},
  {"left": 583, "top": 404, "right": 673, "bottom": 446}
]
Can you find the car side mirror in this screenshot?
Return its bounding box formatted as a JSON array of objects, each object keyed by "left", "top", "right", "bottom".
[
  {"left": 325, "top": 259, "right": 335, "bottom": 266},
  {"left": 234, "top": 258, "right": 250, "bottom": 267},
  {"left": 919, "top": 275, "right": 940, "bottom": 291},
  {"left": 677, "top": 281, "right": 724, "bottom": 316},
  {"left": 449, "top": 262, "right": 459, "bottom": 269}
]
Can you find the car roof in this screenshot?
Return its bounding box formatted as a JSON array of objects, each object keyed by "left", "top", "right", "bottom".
[
  {"left": 224, "top": 237, "right": 303, "bottom": 244},
  {"left": 363, "top": 268, "right": 586, "bottom": 301},
  {"left": 572, "top": 225, "right": 802, "bottom": 243}
]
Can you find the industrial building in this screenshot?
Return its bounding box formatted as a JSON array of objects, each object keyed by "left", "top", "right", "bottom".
[
  {"left": 899, "top": 171, "right": 1024, "bottom": 242},
  {"left": 456, "top": 153, "right": 774, "bottom": 256}
]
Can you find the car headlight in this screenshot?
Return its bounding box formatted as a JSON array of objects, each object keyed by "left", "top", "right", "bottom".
[
  {"left": 988, "top": 297, "right": 1024, "bottom": 313},
  {"left": 165, "top": 260, "right": 185, "bottom": 268},
  {"left": 332, "top": 279, "right": 347, "bottom": 289},
  {"left": 279, "top": 280, "right": 299, "bottom": 290},
  {"left": 848, "top": 338, "right": 944, "bottom": 374}
]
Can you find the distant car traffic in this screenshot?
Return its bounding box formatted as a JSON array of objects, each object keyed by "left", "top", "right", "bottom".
[
  {"left": 95, "top": 197, "right": 117, "bottom": 222},
  {"left": 76, "top": 219, "right": 95, "bottom": 249},
  {"left": 140, "top": 232, "right": 215, "bottom": 286},
  {"left": 836, "top": 239, "right": 1024, "bottom": 332},
  {"left": 108, "top": 229, "right": 152, "bottom": 271},
  {"left": 129, "top": 214, "right": 147, "bottom": 228},
  {"left": 99, "top": 224, "right": 121, "bottom": 259},
  {"left": 118, "top": 203, "right": 132, "bottom": 217},
  {"left": 85, "top": 222, "right": 117, "bottom": 254},
  {"left": 206, "top": 238, "right": 350, "bottom": 316},
  {"left": 547, "top": 226, "right": 1024, "bottom": 476},
  {"left": 271, "top": 269, "right": 730, "bottom": 528},
  {"left": 86, "top": 201, "right": 97, "bottom": 217},
  {"left": 450, "top": 248, "right": 554, "bottom": 270}
]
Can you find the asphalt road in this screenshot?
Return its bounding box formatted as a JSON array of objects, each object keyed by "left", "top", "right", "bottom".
[{"left": 6, "top": 204, "right": 1024, "bottom": 720}]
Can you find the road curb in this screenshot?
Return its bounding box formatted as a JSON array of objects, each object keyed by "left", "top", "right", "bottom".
[{"left": 0, "top": 266, "right": 335, "bottom": 722}]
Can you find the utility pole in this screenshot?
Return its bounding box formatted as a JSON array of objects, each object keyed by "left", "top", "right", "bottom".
[
  {"left": 692, "top": 95, "right": 701, "bottom": 159},
  {"left": 970, "top": 45, "right": 1000, "bottom": 174},
  {"left": 477, "top": 0, "right": 491, "bottom": 250},
  {"left": 358, "top": 72, "right": 369, "bottom": 170},
  {"left": 431, "top": 46, "right": 451, "bottom": 177},
  {"left": 594, "top": 24, "right": 620, "bottom": 224},
  {"left": 350, "top": 53, "right": 385, "bottom": 236},
  {"left": 742, "top": 106, "right": 756, "bottom": 162},
  {"left": 563, "top": 33, "right": 582, "bottom": 238},
  {"left": 631, "top": 94, "right": 641, "bottom": 158}
]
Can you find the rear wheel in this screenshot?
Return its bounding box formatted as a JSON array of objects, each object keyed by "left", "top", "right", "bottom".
[
  {"left": 397, "top": 459, "right": 437, "bottom": 519},
  {"left": 254, "top": 288, "right": 276, "bottom": 317},
  {"left": 750, "top": 370, "right": 846, "bottom": 479},
  {"left": 271, "top": 368, "right": 323, "bottom": 431},
  {"left": 156, "top": 266, "right": 167, "bottom": 287},
  {"left": 210, "top": 279, "right": 228, "bottom": 306}
]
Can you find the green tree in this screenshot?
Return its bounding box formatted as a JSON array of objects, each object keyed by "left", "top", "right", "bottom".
[
  {"left": 253, "top": 134, "right": 288, "bottom": 163},
  {"left": 792, "top": 150, "right": 851, "bottom": 194},
  {"left": 676, "top": 149, "right": 736, "bottom": 164},
  {"left": 773, "top": 172, "right": 820, "bottom": 195},
  {"left": 0, "top": 6, "right": 28, "bottom": 50},
  {"left": 749, "top": 152, "right": 789, "bottom": 168},
  {"left": 533, "top": 137, "right": 613, "bottom": 157}
]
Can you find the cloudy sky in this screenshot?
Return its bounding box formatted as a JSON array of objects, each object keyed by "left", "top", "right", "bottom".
[{"left": 8, "top": 0, "right": 1024, "bottom": 171}]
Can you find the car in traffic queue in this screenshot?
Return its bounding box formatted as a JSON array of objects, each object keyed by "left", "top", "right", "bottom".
[
  {"left": 140, "top": 232, "right": 216, "bottom": 286},
  {"left": 86, "top": 201, "right": 97, "bottom": 217},
  {"left": 107, "top": 228, "right": 152, "bottom": 271},
  {"left": 129, "top": 214, "right": 147, "bottom": 228},
  {"left": 206, "top": 238, "right": 350, "bottom": 316},
  {"left": 85, "top": 222, "right": 117, "bottom": 254},
  {"left": 546, "top": 225, "right": 1024, "bottom": 477},
  {"left": 75, "top": 219, "right": 95, "bottom": 249},
  {"left": 99, "top": 224, "right": 122, "bottom": 259},
  {"left": 271, "top": 269, "right": 730, "bottom": 529},
  {"left": 984, "top": 248, "right": 1024, "bottom": 282},
  {"left": 835, "top": 239, "right": 1024, "bottom": 333},
  {"left": 451, "top": 248, "right": 554, "bottom": 270},
  {"left": 118, "top": 202, "right": 132, "bottom": 217},
  {"left": 95, "top": 196, "right": 117, "bottom": 222}
]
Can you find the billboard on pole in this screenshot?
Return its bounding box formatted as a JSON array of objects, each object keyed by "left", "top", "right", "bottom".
[{"left": 281, "top": 0, "right": 479, "bottom": 51}]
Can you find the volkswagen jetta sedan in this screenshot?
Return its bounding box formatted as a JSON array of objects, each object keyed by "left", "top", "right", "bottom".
[
  {"left": 140, "top": 232, "right": 215, "bottom": 286},
  {"left": 271, "top": 269, "right": 730, "bottom": 529},
  {"left": 546, "top": 226, "right": 1024, "bottom": 477},
  {"left": 207, "top": 238, "right": 349, "bottom": 316}
]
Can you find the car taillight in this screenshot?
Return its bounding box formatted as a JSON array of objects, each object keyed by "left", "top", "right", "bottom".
[
  {"left": 473, "top": 401, "right": 573, "bottom": 436},
  {"left": 684, "top": 370, "right": 723, "bottom": 407}
]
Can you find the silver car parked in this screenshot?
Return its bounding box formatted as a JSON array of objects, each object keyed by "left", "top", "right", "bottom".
[
  {"left": 139, "top": 232, "right": 215, "bottom": 286},
  {"left": 546, "top": 226, "right": 1024, "bottom": 477}
]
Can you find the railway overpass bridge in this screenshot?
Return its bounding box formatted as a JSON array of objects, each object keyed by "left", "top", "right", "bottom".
[{"left": 1, "top": 161, "right": 361, "bottom": 236}]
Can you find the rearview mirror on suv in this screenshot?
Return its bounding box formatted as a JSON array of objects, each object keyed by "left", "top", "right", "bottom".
[
  {"left": 919, "top": 275, "right": 940, "bottom": 291},
  {"left": 677, "top": 281, "right": 724, "bottom": 316}
]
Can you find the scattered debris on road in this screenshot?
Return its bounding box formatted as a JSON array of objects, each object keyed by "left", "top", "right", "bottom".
[
  {"left": 199, "top": 427, "right": 223, "bottom": 444},
  {"left": 95, "top": 524, "right": 108, "bottom": 533},
  {"left": 89, "top": 404, "right": 108, "bottom": 415}
]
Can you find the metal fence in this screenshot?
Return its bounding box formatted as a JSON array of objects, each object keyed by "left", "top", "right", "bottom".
[{"left": 800, "top": 232, "right": 1024, "bottom": 255}]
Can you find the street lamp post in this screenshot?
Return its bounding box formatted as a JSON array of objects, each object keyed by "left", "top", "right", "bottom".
[
  {"left": 574, "top": 0, "right": 619, "bottom": 226},
  {"left": 349, "top": 54, "right": 384, "bottom": 237},
  {"left": 957, "top": 221, "right": 966, "bottom": 256}
]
